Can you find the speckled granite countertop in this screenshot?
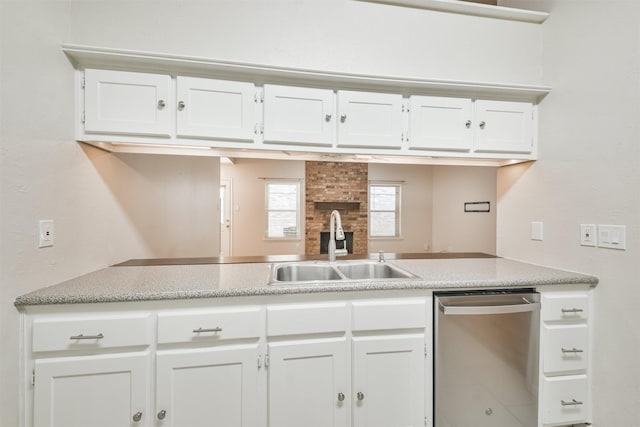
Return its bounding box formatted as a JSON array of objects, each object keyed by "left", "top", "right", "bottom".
[{"left": 14, "top": 256, "right": 598, "bottom": 307}]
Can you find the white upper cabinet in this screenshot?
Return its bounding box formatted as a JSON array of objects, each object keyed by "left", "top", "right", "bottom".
[
  {"left": 473, "top": 100, "right": 534, "bottom": 153},
  {"left": 263, "top": 84, "right": 335, "bottom": 146},
  {"left": 176, "top": 76, "right": 255, "bottom": 141},
  {"left": 84, "top": 69, "right": 172, "bottom": 137},
  {"left": 408, "top": 96, "right": 473, "bottom": 152},
  {"left": 337, "top": 90, "right": 403, "bottom": 149}
]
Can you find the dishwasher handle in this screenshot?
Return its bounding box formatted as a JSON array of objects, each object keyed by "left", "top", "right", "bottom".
[{"left": 438, "top": 295, "right": 540, "bottom": 316}]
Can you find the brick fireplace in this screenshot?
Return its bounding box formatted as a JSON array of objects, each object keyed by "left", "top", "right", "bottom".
[{"left": 305, "top": 161, "right": 368, "bottom": 255}]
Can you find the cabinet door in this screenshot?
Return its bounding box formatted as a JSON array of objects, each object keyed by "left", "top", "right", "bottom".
[
  {"left": 337, "top": 90, "right": 403, "bottom": 149},
  {"left": 408, "top": 96, "right": 472, "bottom": 151},
  {"left": 263, "top": 84, "right": 335, "bottom": 146},
  {"left": 84, "top": 69, "right": 172, "bottom": 137},
  {"left": 176, "top": 77, "right": 255, "bottom": 141},
  {"left": 33, "top": 352, "right": 150, "bottom": 427},
  {"left": 474, "top": 100, "right": 533, "bottom": 153},
  {"left": 352, "top": 335, "right": 425, "bottom": 427},
  {"left": 156, "top": 345, "right": 260, "bottom": 427},
  {"left": 268, "top": 338, "right": 348, "bottom": 427}
]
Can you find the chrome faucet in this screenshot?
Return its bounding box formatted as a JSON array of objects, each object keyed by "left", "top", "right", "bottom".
[{"left": 328, "top": 210, "right": 348, "bottom": 262}]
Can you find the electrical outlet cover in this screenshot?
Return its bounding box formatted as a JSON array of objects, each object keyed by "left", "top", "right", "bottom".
[{"left": 580, "top": 224, "right": 597, "bottom": 247}]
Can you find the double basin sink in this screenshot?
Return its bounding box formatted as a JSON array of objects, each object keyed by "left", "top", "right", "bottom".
[{"left": 269, "top": 260, "right": 417, "bottom": 285}]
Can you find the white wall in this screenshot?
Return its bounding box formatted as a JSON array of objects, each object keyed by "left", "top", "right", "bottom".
[
  {"left": 432, "top": 166, "right": 497, "bottom": 254},
  {"left": 498, "top": 0, "right": 640, "bottom": 424},
  {"left": 220, "top": 159, "right": 306, "bottom": 256},
  {"left": 1, "top": 0, "right": 542, "bottom": 424},
  {"left": 368, "top": 163, "right": 434, "bottom": 253}
]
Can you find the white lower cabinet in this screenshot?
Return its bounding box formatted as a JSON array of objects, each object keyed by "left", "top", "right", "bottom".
[
  {"left": 155, "top": 346, "right": 260, "bottom": 427},
  {"left": 268, "top": 339, "right": 348, "bottom": 427},
  {"left": 352, "top": 335, "right": 425, "bottom": 427},
  {"left": 538, "top": 290, "right": 592, "bottom": 427},
  {"left": 33, "top": 352, "right": 150, "bottom": 427}
]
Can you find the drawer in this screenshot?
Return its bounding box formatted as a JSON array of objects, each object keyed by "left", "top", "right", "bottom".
[
  {"left": 542, "top": 375, "right": 588, "bottom": 426},
  {"left": 267, "top": 303, "right": 346, "bottom": 336},
  {"left": 352, "top": 299, "right": 426, "bottom": 332},
  {"left": 541, "top": 292, "right": 589, "bottom": 322},
  {"left": 32, "top": 314, "right": 151, "bottom": 353},
  {"left": 157, "top": 307, "right": 262, "bottom": 344},
  {"left": 543, "top": 324, "right": 588, "bottom": 375}
]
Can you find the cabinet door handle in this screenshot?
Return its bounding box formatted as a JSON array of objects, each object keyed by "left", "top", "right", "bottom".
[
  {"left": 561, "top": 308, "right": 584, "bottom": 314},
  {"left": 157, "top": 100, "right": 166, "bottom": 109},
  {"left": 561, "top": 347, "right": 584, "bottom": 354},
  {"left": 132, "top": 411, "right": 143, "bottom": 422},
  {"left": 479, "top": 121, "right": 486, "bottom": 129},
  {"left": 465, "top": 120, "right": 471, "bottom": 128},
  {"left": 325, "top": 114, "right": 332, "bottom": 122},
  {"left": 157, "top": 409, "right": 167, "bottom": 420},
  {"left": 178, "top": 101, "right": 186, "bottom": 110},
  {"left": 337, "top": 392, "right": 345, "bottom": 402},
  {"left": 193, "top": 327, "right": 223, "bottom": 333},
  {"left": 357, "top": 392, "right": 365, "bottom": 401},
  {"left": 69, "top": 333, "right": 104, "bottom": 340},
  {"left": 340, "top": 114, "right": 347, "bottom": 123},
  {"left": 561, "top": 399, "right": 583, "bottom": 406}
]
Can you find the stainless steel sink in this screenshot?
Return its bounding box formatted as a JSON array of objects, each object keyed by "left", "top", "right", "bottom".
[
  {"left": 273, "top": 263, "right": 343, "bottom": 282},
  {"left": 268, "top": 261, "right": 417, "bottom": 285},
  {"left": 335, "top": 262, "right": 414, "bottom": 280}
]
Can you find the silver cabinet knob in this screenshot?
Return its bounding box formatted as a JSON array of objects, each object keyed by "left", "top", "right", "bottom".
[
  {"left": 178, "top": 101, "right": 186, "bottom": 110},
  {"left": 132, "top": 412, "right": 143, "bottom": 422},
  {"left": 479, "top": 121, "right": 486, "bottom": 129},
  {"left": 465, "top": 120, "right": 471, "bottom": 128},
  {"left": 325, "top": 114, "right": 332, "bottom": 122},
  {"left": 157, "top": 100, "right": 166, "bottom": 109},
  {"left": 340, "top": 114, "right": 347, "bottom": 123},
  {"left": 337, "top": 392, "right": 345, "bottom": 402},
  {"left": 357, "top": 392, "right": 365, "bottom": 401},
  {"left": 157, "top": 409, "right": 167, "bottom": 420}
]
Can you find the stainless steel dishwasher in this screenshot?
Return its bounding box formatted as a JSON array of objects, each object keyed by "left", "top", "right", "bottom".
[{"left": 434, "top": 290, "right": 540, "bottom": 427}]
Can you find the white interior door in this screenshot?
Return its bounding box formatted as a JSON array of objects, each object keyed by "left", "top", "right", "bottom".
[{"left": 220, "top": 179, "right": 232, "bottom": 256}]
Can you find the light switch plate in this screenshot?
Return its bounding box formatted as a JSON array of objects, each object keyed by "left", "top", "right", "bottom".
[
  {"left": 580, "top": 224, "right": 597, "bottom": 247},
  {"left": 598, "top": 224, "right": 626, "bottom": 250},
  {"left": 531, "top": 221, "right": 543, "bottom": 241}
]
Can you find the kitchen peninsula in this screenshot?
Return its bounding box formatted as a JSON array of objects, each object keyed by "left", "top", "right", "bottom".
[{"left": 16, "top": 255, "right": 596, "bottom": 427}]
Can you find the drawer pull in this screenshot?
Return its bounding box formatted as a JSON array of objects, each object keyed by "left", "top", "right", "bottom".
[
  {"left": 561, "top": 308, "right": 584, "bottom": 314},
  {"left": 561, "top": 398, "right": 583, "bottom": 406},
  {"left": 193, "top": 327, "right": 222, "bottom": 333},
  {"left": 561, "top": 347, "right": 584, "bottom": 354},
  {"left": 69, "top": 333, "right": 104, "bottom": 340}
]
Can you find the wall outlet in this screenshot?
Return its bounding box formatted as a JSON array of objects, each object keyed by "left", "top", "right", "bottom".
[
  {"left": 39, "top": 220, "right": 54, "bottom": 248},
  {"left": 598, "top": 224, "right": 626, "bottom": 250},
  {"left": 580, "top": 224, "right": 597, "bottom": 247}
]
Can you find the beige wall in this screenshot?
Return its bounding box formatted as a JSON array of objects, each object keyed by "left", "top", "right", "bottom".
[
  {"left": 220, "top": 159, "right": 306, "bottom": 256},
  {"left": 432, "top": 166, "right": 497, "bottom": 254},
  {"left": 498, "top": 0, "right": 639, "bottom": 424},
  {"left": 368, "top": 163, "right": 435, "bottom": 253},
  {"left": 1, "top": 1, "right": 542, "bottom": 423}
]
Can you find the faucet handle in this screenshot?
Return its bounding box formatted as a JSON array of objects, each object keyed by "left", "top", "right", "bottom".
[{"left": 378, "top": 251, "right": 385, "bottom": 263}]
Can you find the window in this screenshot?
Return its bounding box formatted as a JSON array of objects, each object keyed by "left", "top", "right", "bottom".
[
  {"left": 265, "top": 181, "right": 301, "bottom": 239},
  {"left": 369, "top": 183, "right": 401, "bottom": 237}
]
